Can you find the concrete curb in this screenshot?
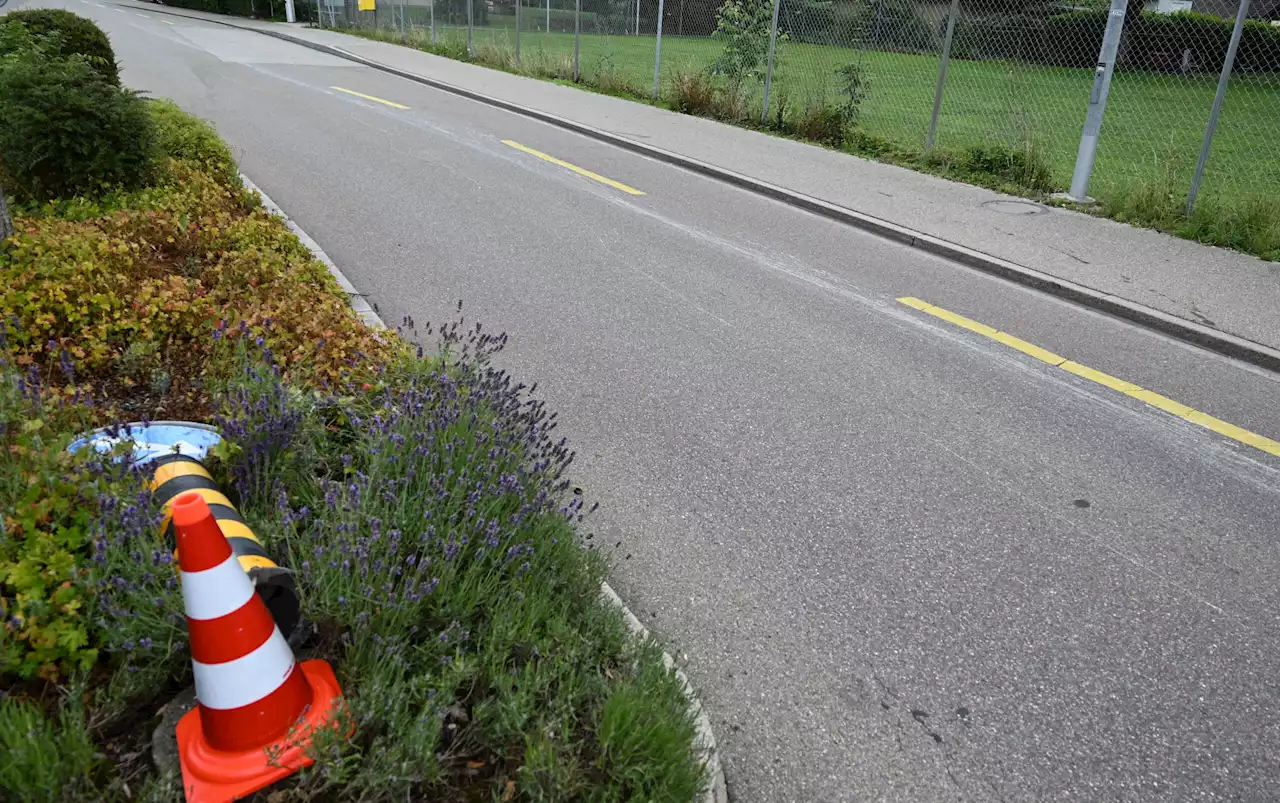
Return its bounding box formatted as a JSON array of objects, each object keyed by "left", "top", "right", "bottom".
[
  {"left": 139, "top": 5, "right": 1280, "bottom": 373},
  {"left": 242, "top": 171, "right": 729, "bottom": 803}
]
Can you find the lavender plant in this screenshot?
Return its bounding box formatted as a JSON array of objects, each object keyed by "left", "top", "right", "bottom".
[{"left": 209, "top": 318, "right": 705, "bottom": 801}]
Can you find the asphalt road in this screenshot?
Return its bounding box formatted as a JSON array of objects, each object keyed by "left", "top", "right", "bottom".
[{"left": 16, "top": 2, "right": 1280, "bottom": 799}]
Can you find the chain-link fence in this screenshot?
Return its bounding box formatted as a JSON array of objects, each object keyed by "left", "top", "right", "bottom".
[{"left": 318, "top": 0, "right": 1280, "bottom": 213}]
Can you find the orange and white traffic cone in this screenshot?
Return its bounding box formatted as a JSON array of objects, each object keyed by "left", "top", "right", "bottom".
[{"left": 171, "top": 491, "right": 345, "bottom": 803}]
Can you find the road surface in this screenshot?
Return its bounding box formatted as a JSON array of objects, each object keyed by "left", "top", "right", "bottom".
[{"left": 15, "top": 2, "right": 1280, "bottom": 798}]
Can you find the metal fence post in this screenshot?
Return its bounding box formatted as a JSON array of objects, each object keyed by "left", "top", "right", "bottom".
[
  {"left": 1062, "top": 0, "right": 1128, "bottom": 202},
  {"left": 430, "top": 0, "right": 436, "bottom": 44},
  {"left": 760, "top": 0, "right": 782, "bottom": 125},
  {"left": 652, "top": 0, "right": 665, "bottom": 101},
  {"left": 574, "top": 0, "right": 581, "bottom": 81},
  {"left": 546, "top": 0, "right": 550, "bottom": 32},
  {"left": 467, "top": 0, "right": 474, "bottom": 55},
  {"left": 635, "top": 0, "right": 641, "bottom": 35},
  {"left": 516, "top": 0, "right": 521, "bottom": 62},
  {"left": 400, "top": 0, "right": 406, "bottom": 41},
  {"left": 1187, "top": 0, "right": 1251, "bottom": 214},
  {"left": 926, "top": 0, "right": 960, "bottom": 151}
]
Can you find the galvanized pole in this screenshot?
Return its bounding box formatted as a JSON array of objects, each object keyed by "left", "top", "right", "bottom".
[
  {"left": 516, "top": 0, "right": 521, "bottom": 62},
  {"left": 1062, "top": 0, "right": 1128, "bottom": 202},
  {"left": 760, "top": 0, "right": 782, "bottom": 124},
  {"left": 1187, "top": 0, "right": 1250, "bottom": 214},
  {"left": 635, "top": 0, "right": 640, "bottom": 35},
  {"left": 574, "top": 0, "right": 581, "bottom": 80},
  {"left": 467, "top": 0, "right": 474, "bottom": 55},
  {"left": 546, "top": 0, "right": 550, "bottom": 31},
  {"left": 430, "top": 0, "right": 436, "bottom": 44},
  {"left": 926, "top": 0, "right": 959, "bottom": 151},
  {"left": 652, "top": 0, "right": 665, "bottom": 101},
  {"left": 400, "top": 0, "right": 406, "bottom": 41}
]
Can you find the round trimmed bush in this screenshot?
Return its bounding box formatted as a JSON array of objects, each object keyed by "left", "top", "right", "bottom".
[
  {"left": 0, "top": 46, "right": 155, "bottom": 202},
  {"left": 1, "top": 9, "right": 119, "bottom": 86}
]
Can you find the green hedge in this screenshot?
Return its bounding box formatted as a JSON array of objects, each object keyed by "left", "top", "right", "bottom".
[
  {"left": 1039, "top": 10, "right": 1280, "bottom": 72},
  {"left": 0, "top": 9, "right": 119, "bottom": 85},
  {"left": 0, "top": 34, "right": 154, "bottom": 202}
]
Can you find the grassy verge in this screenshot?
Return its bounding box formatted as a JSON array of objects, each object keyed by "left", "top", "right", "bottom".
[
  {"left": 335, "top": 23, "right": 1280, "bottom": 262},
  {"left": 2, "top": 73, "right": 706, "bottom": 803}
]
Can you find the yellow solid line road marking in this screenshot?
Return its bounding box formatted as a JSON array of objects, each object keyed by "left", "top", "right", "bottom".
[
  {"left": 896, "top": 297, "right": 1280, "bottom": 458},
  {"left": 502, "top": 140, "right": 645, "bottom": 196},
  {"left": 330, "top": 86, "right": 409, "bottom": 109}
]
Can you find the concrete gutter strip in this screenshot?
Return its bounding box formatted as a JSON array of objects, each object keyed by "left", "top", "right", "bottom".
[{"left": 244, "top": 173, "right": 730, "bottom": 803}]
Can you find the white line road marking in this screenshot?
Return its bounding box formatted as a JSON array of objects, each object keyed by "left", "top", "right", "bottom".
[
  {"left": 163, "top": 19, "right": 174, "bottom": 23},
  {"left": 136, "top": 12, "right": 151, "bottom": 17}
]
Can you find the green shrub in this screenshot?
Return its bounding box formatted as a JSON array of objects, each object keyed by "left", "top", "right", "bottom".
[
  {"left": 669, "top": 70, "right": 718, "bottom": 116},
  {"left": 1, "top": 159, "right": 396, "bottom": 403},
  {"left": 0, "top": 375, "right": 101, "bottom": 682},
  {"left": 0, "top": 697, "right": 100, "bottom": 802},
  {"left": 790, "top": 102, "right": 848, "bottom": 145},
  {"left": 146, "top": 99, "right": 240, "bottom": 188},
  {"left": 854, "top": 0, "right": 935, "bottom": 53},
  {"left": 1132, "top": 12, "right": 1280, "bottom": 73},
  {"left": 957, "top": 143, "right": 1055, "bottom": 192},
  {"left": 1038, "top": 11, "right": 1107, "bottom": 67},
  {"left": 0, "top": 45, "right": 155, "bottom": 203},
  {"left": 1, "top": 9, "right": 119, "bottom": 86}
]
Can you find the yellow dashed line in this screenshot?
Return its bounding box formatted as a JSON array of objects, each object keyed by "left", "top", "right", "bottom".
[
  {"left": 330, "top": 86, "right": 409, "bottom": 109},
  {"left": 502, "top": 140, "right": 645, "bottom": 196},
  {"left": 992, "top": 331, "right": 1066, "bottom": 366},
  {"left": 896, "top": 297, "right": 1280, "bottom": 458},
  {"left": 1060, "top": 361, "right": 1141, "bottom": 394}
]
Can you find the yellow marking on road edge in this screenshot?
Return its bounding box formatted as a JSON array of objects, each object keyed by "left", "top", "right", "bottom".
[
  {"left": 992, "top": 331, "right": 1066, "bottom": 366},
  {"left": 502, "top": 140, "right": 645, "bottom": 196},
  {"left": 329, "top": 86, "right": 409, "bottom": 109},
  {"left": 896, "top": 297, "right": 1280, "bottom": 458}
]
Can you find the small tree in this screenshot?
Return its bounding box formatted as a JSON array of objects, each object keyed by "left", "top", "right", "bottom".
[{"left": 709, "top": 0, "right": 783, "bottom": 84}]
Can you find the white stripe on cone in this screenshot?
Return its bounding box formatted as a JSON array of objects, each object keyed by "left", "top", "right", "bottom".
[
  {"left": 192, "top": 625, "right": 297, "bottom": 710},
  {"left": 181, "top": 554, "right": 255, "bottom": 621}
]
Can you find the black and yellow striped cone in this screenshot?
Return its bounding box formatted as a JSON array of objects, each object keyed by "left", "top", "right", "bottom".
[{"left": 150, "top": 454, "right": 301, "bottom": 639}]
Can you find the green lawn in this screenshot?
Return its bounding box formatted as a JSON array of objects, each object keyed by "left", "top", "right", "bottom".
[{"left": 395, "top": 20, "right": 1279, "bottom": 203}]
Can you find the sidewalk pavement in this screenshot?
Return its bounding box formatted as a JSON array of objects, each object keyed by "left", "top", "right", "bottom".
[{"left": 148, "top": 4, "right": 1280, "bottom": 357}]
